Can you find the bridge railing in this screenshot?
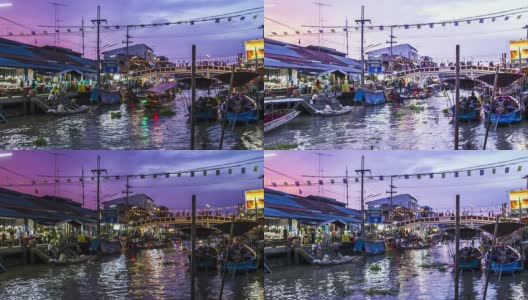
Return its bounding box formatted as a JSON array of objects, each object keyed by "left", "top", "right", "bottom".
[
  {"left": 393, "top": 65, "right": 518, "bottom": 78},
  {"left": 129, "top": 215, "right": 257, "bottom": 227},
  {"left": 393, "top": 215, "right": 517, "bottom": 227},
  {"left": 130, "top": 65, "right": 253, "bottom": 78}
]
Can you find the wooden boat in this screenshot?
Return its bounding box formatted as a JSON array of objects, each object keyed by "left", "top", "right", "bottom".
[
  {"left": 188, "top": 96, "right": 219, "bottom": 121},
  {"left": 224, "top": 243, "right": 258, "bottom": 273},
  {"left": 50, "top": 255, "right": 92, "bottom": 265},
  {"left": 143, "top": 82, "right": 177, "bottom": 109},
  {"left": 486, "top": 245, "right": 523, "bottom": 273},
  {"left": 224, "top": 94, "right": 258, "bottom": 123},
  {"left": 316, "top": 105, "right": 353, "bottom": 116},
  {"left": 48, "top": 105, "right": 89, "bottom": 115},
  {"left": 187, "top": 246, "right": 218, "bottom": 270},
  {"left": 264, "top": 98, "right": 304, "bottom": 133},
  {"left": 484, "top": 95, "right": 523, "bottom": 124},
  {"left": 458, "top": 246, "right": 482, "bottom": 271},
  {"left": 312, "top": 255, "right": 354, "bottom": 265},
  {"left": 451, "top": 105, "right": 482, "bottom": 121}
]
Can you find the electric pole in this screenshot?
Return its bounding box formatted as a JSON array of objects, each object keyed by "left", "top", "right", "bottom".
[
  {"left": 524, "top": 25, "right": 528, "bottom": 39},
  {"left": 122, "top": 176, "right": 133, "bottom": 221},
  {"left": 122, "top": 26, "right": 133, "bottom": 73},
  {"left": 345, "top": 166, "right": 349, "bottom": 207},
  {"left": 355, "top": 5, "right": 371, "bottom": 89},
  {"left": 386, "top": 176, "right": 397, "bottom": 206},
  {"left": 345, "top": 17, "right": 349, "bottom": 57},
  {"left": 81, "top": 167, "right": 85, "bottom": 208},
  {"left": 523, "top": 175, "right": 528, "bottom": 189},
  {"left": 355, "top": 155, "right": 371, "bottom": 237},
  {"left": 81, "top": 17, "right": 85, "bottom": 57},
  {"left": 91, "top": 5, "right": 107, "bottom": 89},
  {"left": 386, "top": 27, "right": 397, "bottom": 56},
  {"left": 91, "top": 155, "right": 107, "bottom": 251}
]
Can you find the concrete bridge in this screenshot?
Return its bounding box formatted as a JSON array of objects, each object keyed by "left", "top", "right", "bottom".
[
  {"left": 392, "top": 65, "right": 519, "bottom": 79},
  {"left": 130, "top": 65, "right": 255, "bottom": 79},
  {"left": 393, "top": 215, "right": 518, "bottom": 228},
  {"left": 129, "top": 215, "right": 255, "bottom": 228}
]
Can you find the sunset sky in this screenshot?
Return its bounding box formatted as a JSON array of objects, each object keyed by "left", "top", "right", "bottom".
[
  {"left": 0, "top": 150, "right": 263, "bottom": 211},
  {"left": 265, "top": 151, "right": 528, "bottom": 212},
  {"left": 265, "top": 0, "right": 527, "bottom": 62},
  {"left": 0, "top": 0, "right": 263, "bottom": 60}
]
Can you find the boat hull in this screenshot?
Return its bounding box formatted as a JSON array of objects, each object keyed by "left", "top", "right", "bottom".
[
  {"left": 452, "top": 106, "right": 482, "bottom": 121},
  {"left": 459, "top": 258, "right": 481, "bottom": 271},
  {"left": 264, "top": 110, "right": 301, "bottom": 133},
  {"left": 484, "top": 110, "right": 522, "bottom": 124},
  {"left": 490, "top": 260, "right": 523, "bottom": 273},
  {"left": 226, "top": 258, "right": 258, "bottom": 273},
  {"left": 226, "top": 110, "right": 258, "bottom": 123}
]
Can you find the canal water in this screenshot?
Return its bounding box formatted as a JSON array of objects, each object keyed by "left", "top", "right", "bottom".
[
  {"left": 0, "top": 96, "right": 262, "bottom": 150},
  {"left": 265, "top": 244, "right": 527, "bottom": 300},
  {"left": 264, "top": 94, "right": 528, "bottom": 150},
  {"left": 0, "top": 246, "right": 263, "bottom": 300}
]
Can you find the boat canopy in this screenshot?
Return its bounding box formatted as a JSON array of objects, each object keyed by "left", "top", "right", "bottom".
[
  {"left": 215, "top": 71, "right": 259, "bottom": 87},
  {"left": 147, "top": 81, "right": 178, "bottom": 93},
  {"left": 213, "top": 221, "right": 259, "bottom": 236},
  {"left": 476, "top": 73, "right": 524, "bottom": 88},
  {"left": 480, "top": 222, "right": 526, "bottom": 237}
]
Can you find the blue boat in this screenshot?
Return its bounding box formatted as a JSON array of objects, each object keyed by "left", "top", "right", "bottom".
[
  {"left": 486, "top": 245, "right": 524, "bottom": 273},
  {"left": 353, "top": 239, "right": 385, "bottom": 255},
  {"left": 226, "top": 109, "right": 258, "bottom": 123},
  {"left": 457, "top": 247, "right": 482, "bottom": 271},
  {"left": 354, "top": 89, "right": 385, "bottom": 105},
  {"left": 100, "top": 90, "right": 121, "bottom": 105},
  {"left": 226, "top": 257, "right": 258, "bottom": 273},
  {"left": 188, "top": 246, "right": 218, "bottom": 270},
  {"left": 451, "top": 105, "right": 482, "bottom": 121},
  {"left": 484, "top": 95, "right": 523, "bottom": 124}
]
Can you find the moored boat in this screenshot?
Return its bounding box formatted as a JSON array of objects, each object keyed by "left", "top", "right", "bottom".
[
  {"left": 354, "top": 89, "right": 386, "bottom": 105},
  {"left": 187, "top": 246, "right": 218, "bottom": 270},
  {"left": 484, "top": 95, "right": 522, "bottom": 124},
  {"left": 354, "top": 238, "right": 385, "bottom": 255},
  {"left": 486, "top": 245, "right": 523, "bottom": 273},
  {"left": 48, "top": 105, "right": 89, "bottom": 115},
  {"left": 264, "top": 98, "right": 304, "bottom": 133},
  {"left": 458, "top": 246, "right": 482, "bottom": 271},
  {"left": 224, "top": 243, "right": 258, "bottom": 273},
  {"left": 224, "top": 94, "right": 258, "bottom": 123}
]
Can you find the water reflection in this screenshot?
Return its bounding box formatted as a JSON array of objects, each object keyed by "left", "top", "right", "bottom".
[
  {"left": 0, "top": 246, "right": 263, "bottom": 300},
  {"left": 0, "top": 98, "right": 262, "bottom": 150},
  {"left": 264, "top": 244, "right": 527, "bottom": 299},
  {"left": 264, "top": 96, "right": 528, "bottom": 150}
]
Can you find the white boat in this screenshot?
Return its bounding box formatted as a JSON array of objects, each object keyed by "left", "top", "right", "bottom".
[{"left": 316, "top": 105, "right": 353, "bottom": 116}]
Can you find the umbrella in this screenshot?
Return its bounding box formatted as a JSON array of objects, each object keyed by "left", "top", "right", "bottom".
[
  {"left": 476, "top": 73, "right": 524, "bottom": 88},
  {"left": 444, "top": 227, "right": 480, "bottom": 240},
  {"left": 213, "top": 221, "right": 259, "bottom": 236},
  {"left": 479, "top": 222, "right": 526, "bottom": 237},
  {"left": 214, "top": 71, "right": 259, "bottom": 87},
  {"left": 442, "top": 78, "right": 476, "bottom": 90},
  {"left": 178, "top": 77, "right": 214, "bottom": 89}
]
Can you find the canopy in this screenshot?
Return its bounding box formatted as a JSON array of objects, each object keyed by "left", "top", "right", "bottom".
[
  {"left": 213, "top": 221, "right": 259, "bottom": 236},
  {"left": 147, "top": 81, "right": 178, "bottom": 93},
  {"left": 476, "top": 73, "right": 524, "bottom": 88},
  {"left": 178, "top": 77, "right": 214, "bottom": 89},
  {"left": 442, "top": 78, "right": 476, "bottom": 90},
  {"left": 318, "top": 219, "right": 348, "bottom": 227},
  {"left": 215, "top": 71, "right": 259, "bottom": 87},
  {"left": 480, "top": 222, "right": 526, "bottom": 237},
  {"left": 444, "top": 227, "right": 479, "bottom": 240}
]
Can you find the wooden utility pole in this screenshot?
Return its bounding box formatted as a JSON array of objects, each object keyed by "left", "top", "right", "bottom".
[
  {"left": 454, "top": 195, "right": 460, "bottom": 300},
  {"left": 355, "top": 155, "right": 370, "bottom": 237},
  {"left": 345, "top": 17, "right": 349, "bottom": 57},
  {"left": 218, "top": 215, "right": 236, "bottom": 300},
  {"left": 91, "top": 5, "right": 107, "bottom": 89},
  {"left": 81, "top": 17, "right": 85, "bottom": 57},
  {"left": 523, "top": 175, "right": 528, "bottom": 189},
  {"left": 81, "top": 167, "right": 85, "bottom": 208},
  {"left": 122, "top": 26, "right": 133, "bottom": 74},
  {"left": 190, "top": 195, "right": 196, "bottom": 300},
  {"left": 387, "top": 176, "right": 397, "bottom": 206},
  {"left": 454, "top": 45, "right": 460, "bottom": 150},
  {"left": 345, "top": 166, "right": 349, "bottom": 207},
  {"left": 355, "top": 5, "right": 370, "bottom": 89},
  {"left": 122, "top": 176, "right": 132, "bottom": 221},
  {"left": 91, "top": 155, "right": 107, "bottom": 251},
  {"left": 190, "top": 45, "right": 196, "bottom": 150},
  {"left": 483, "top": 216, "right": 500, "bottom": 299}
]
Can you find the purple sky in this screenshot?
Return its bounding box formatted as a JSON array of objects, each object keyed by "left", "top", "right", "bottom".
[
  {"left": 265, "top": 151, "right": 528, "bottom": 213},
  {"left": 0, "top": 0, "right": 263, "bottom": 60},
  {"left": 265, "top": 0, "right": 527, "bottom": 62},
  {"left": 0, "top": 150, "right": 263, "bottom": 210}
]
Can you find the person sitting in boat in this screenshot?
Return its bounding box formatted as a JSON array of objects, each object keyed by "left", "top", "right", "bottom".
[{"left": 311, "top": 90, "right": 320, "bottom": 105}]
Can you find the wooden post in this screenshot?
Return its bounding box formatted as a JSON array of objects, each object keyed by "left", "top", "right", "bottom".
[
  {"left": 520, "top": 197, "right": 524, "bottom": 269},
  {"left": 218, "top": 215, "right": 236, "bottom": 300},
  {"left": 483, "top": 215, "right": 500, "bottom": 299},
  {"left": 454, "top": 45, "right": 460, "bottom": 150},
  {"left": 454, "top": 195, "right": 460, "bottom": 300},
  {"left": 483, "top": 66, "right": 499, "bottom": 150},
  {"left": 219, "top": 66, "right": 236, "bottom": 150},
  {"left": 190, "top": 45, "right": 196, "bottom": 150},
  {"left": 190, "top": 195, "right": 196, "bottom": 300}
]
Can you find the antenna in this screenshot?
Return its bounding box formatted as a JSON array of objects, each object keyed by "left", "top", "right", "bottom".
[
  {"left": 313, "top": 1, "right": 332, "bottom": 49},
  {"left": 386, "top": 26, "right": 397, "bottom": 56},
  {"left": 48, "top": 2, "right": 68, "bottom": 47},
  {"left": 312, "top": 152, "right": 333, "bottom": 198},
  {"left": 49, "top": 152, "right": 67, "bottom": 196}
]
